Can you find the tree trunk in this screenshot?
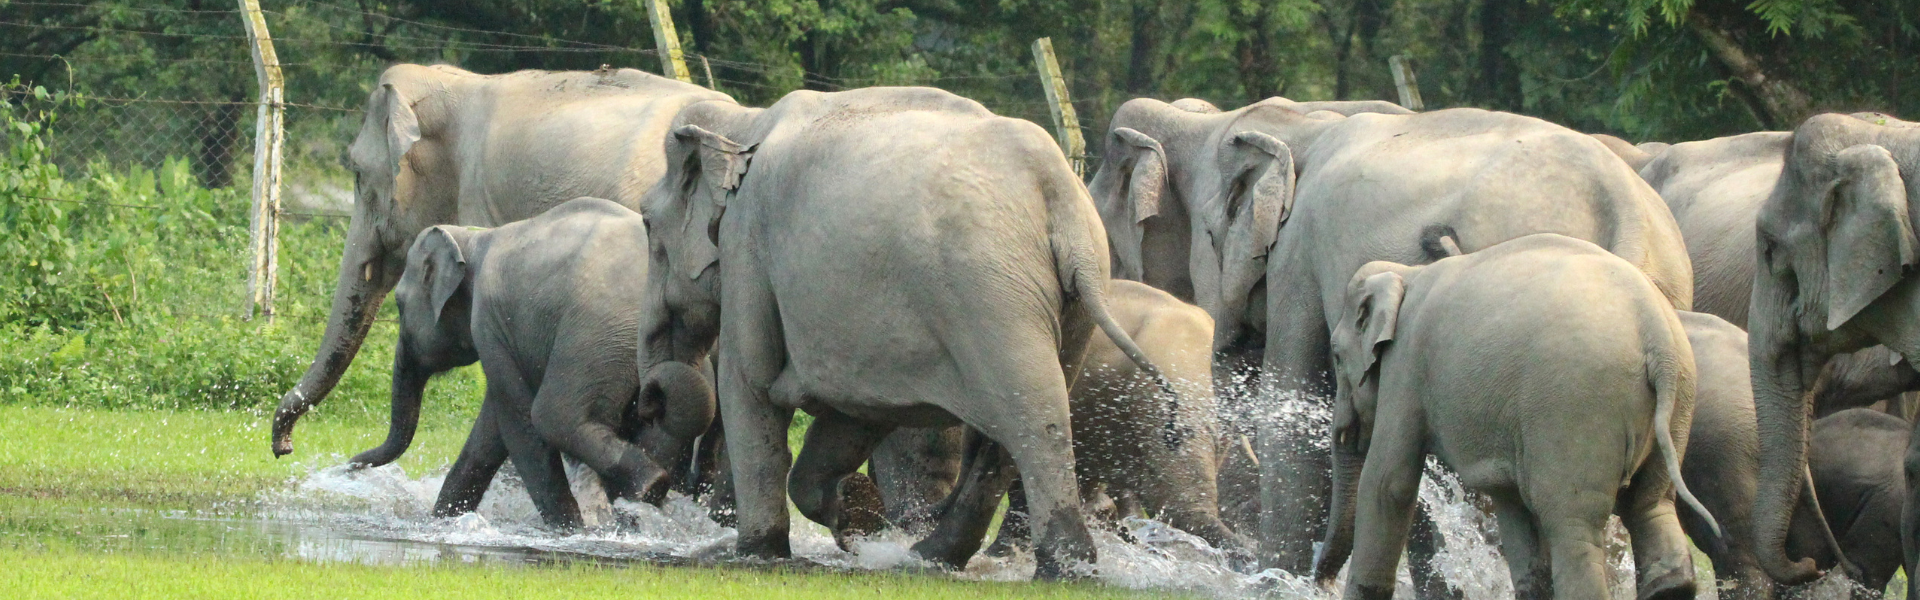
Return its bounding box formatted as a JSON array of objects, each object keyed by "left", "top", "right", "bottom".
[
  {"left": 194, "top": 101, "right": 244, "bottom": 188},
  {"left": 1126, "top": 1, "right": 1159, "bottom": 94},
  {"left": 1475, "top": 0, "right": 1523, "bottom": 111},
  {"left": 1688, "top": 11, "right": 1814, "bottom": 129},
  {"left": 1232, "top": 3, "right": 1279, "bottom": 101}
]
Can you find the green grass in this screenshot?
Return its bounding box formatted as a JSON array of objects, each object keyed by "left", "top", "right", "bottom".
[
  {"left": 0, "top": 404, "right": 473, "bottom": 505},
  {"left": 0, "top": 546, "right": 1156, "bottom": 600}
]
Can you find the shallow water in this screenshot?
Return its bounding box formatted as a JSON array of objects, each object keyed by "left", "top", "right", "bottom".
[{"left": 0, "top": 453, "right": 1892, "bottom": 599}]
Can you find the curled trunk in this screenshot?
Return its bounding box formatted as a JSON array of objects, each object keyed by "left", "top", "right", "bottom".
[
  {"left": 643, "top": 359, "right": 718, "bottom": 443},
  {"left": 273, "top": 223, "right": 401, "bottom": 456},
  {"left": 350, "top": 347, "right": 428, "bottom": 467},
  {"left": 1748, "top": 309, "right": 1826, "bottom": 585}
]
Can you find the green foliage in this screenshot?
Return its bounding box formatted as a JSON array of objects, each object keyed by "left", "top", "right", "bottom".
[{"left": 0, "top": 96, "right": 483, "bottom": 419}]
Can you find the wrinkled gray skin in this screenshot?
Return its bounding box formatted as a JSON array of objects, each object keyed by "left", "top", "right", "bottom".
[
  {"left": 366, "top": 198, "right": 714, "bottom": 529},
  {"left": 1090, "top": 98, "right": 1695, "bottom": 573},
  {"left": 1736, "top": 112, "right": 1920, "bottom": 591},
  {"left": 1592, "top": 133, "right": 1659, "bottom": 171},
  {"left": 636, "top": 87, "right": 1168, "bottom": 579},
  {"left": 1638, "top": 131, "right": 1919, "bottom": 414},
  {"left": 271, "top": 65, "right": 730, "bottom": 457},
  {"left": 894, "top": 280, "right": 1251, "bottom": 568},
  {"left": 1676, "top": 312, "right": 1906, "bottom": 600},
  {"left": 1320, "top": 235, "right": 1709, "bottom": 600},
  {"left": 868, "top": 426, "right": 966, "bottom": 534}
]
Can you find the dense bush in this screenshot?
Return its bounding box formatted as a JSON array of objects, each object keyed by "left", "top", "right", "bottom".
[{"left": 0, "top": 91, "right": 482, "bottom": 423}]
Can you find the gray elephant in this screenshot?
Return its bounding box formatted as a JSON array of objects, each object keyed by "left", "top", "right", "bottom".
[
  {"left": 1591, "top": 133, "right": 1660, "bottom": 171},
  {"left": 1316, "top": 234, "right": 1712, "bottom": 600},
  {"left": 1089, "top": 98, "right": 1695, "bottom": 573},
  {"left": 1745, "top": 111, "right": 1920, "bottom": 592},
  {"left": 1639, "top": 131, "right": 1920, "bottom": 418},
  {"left": 271, "top": 65, "right": 730, "bottom": 457},
  {"left": 1677, "top": 311, "right": 1905, "bottom": 600},
  {"left": 635, "top": 87, "right": 1168, "bottom": 579},
  {"left": 893, "top": 280, "right": 1251, "bottom": 567},
  {"left": 357, "top": 198, "right": 713, "bottom": 529}
]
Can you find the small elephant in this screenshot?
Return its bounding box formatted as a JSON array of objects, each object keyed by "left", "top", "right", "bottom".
[
  {"left": 1316, "top": 234, "right": 1715, "bottom": 600},
  {"left": 1677, "top": 312, "right": 1907, "bottom": 599},
  {"left": 355, "top": 198, "right": 714, "bottom": 529},
  {"left": 893, "top": 280, "right": 1252, "bottom": 566}
]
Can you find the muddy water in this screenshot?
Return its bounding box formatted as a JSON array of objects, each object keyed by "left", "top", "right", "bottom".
[{"left": 0, "top": 455, "right": 1888, "bottom": 599}]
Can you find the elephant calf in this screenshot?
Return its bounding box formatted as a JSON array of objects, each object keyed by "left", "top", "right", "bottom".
[
  {"left": 1678, "top": 311, "right": 1906, "bottom": 599},
  {"left": 1316, "top": 234, "right": 1716, "bottom": 600},
  {"left": 353, "top": 198, "right": 713, "bottom": 529}
]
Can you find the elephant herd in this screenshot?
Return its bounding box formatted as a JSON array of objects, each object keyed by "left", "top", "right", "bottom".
[{"left": 263, "top": 63, "right": 1920, "bottom": 599}]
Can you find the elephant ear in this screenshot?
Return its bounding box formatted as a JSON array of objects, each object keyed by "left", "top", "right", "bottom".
[
  {"left": 1823, "top": 144, "right": 1916, "bottom": 331},
  {"left": 1099, "top": 127, "right": 1168, "bottom": 280},
  {"left": 1219, "top": 131, "right": 1296, "bottom": 259},
  {"left": 1355, "top": 271, "right": 1405, "bottom": 375},
  {"left": 1111, "top": 127, "right": 1168, "bottom": 224},
  {"left": 419, "top": 226, "right": 469, "bottom": 322},
  {"left": 666, "top": 124, "right": 754, "bottom": 281},
  {"left": 380, "top": 83, "right": 421, "bottom": 178}
]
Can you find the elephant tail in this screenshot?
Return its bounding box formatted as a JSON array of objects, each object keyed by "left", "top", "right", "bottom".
[{"left": 1647, "top": 343, "right": 1724, "bottom": 548}]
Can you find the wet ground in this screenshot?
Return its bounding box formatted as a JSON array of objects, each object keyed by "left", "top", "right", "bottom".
[{"left": 0, "top": 455, "right": 1892, "bottom": 599}]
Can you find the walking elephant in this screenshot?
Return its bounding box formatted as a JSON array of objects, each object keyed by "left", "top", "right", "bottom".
[
  {"left": 1678, "top": 311, "right": 1906, "bottom": 600},
  {"left": 270, "top": 65, "right": 730, "bottom": 457},
  {"left": 1745, "top": 112, "right": 1920, "bottom": 592},
  {"left": 358, "top": 198, "right": 714, "bottom": 529},
  {"left": 892, "top": 280, "right": 1251, "bottom": 568},
  {"left": 634, "top": 87, "right": 1169, "bottom": 579},
  {"left": 1089, "top": 98, "right": 1695, "bottom": 573},
  {"left": 1639, "top": 131, "right": 1920, "bottom": 418},
  {"left": 1316, "top": 234, "right": 1713, "bottom": 600}
]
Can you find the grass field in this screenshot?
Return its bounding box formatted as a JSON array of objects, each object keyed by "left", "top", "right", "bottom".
[{"left": 0, "top": 405, "right": 1159, "bottom": 599}]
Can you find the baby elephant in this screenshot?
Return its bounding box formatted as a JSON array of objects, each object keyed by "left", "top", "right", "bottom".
[
  {"left": 351, "top": 197, "right": 715, "bottom": 529},
  {"left": 1317, "top": 234, "right": 1716, "bottom": 600},
  {"left": 1678, "top": 310, "right": 1907, "bottom": 600}
]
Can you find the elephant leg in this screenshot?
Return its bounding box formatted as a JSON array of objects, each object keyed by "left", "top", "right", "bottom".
[
  {"left": 1618, "top": 458, "right": 1698, "bottom": 600},
  {"left": 1342, "top": 402, "right": 1425, "bottom": 600},
  {"left": 911, "top": 431, "right": 1016, "bottom": 569},
  {"left": 1538, "top": 515, "right": 1612, "bottom": 600},
  {"left": 1492, "top": 494, "right": 1552, "bottom": 600},
  {"left": 983, "top": 477, "right": 1030, "bottom": 556},
  {"left": 1256, "top": 294, "right": 1335, "bottom": 573},
  {"left": 499, "top": 411, "right": 584, "bottom": 531},
  {"left": 1903, "top": 423, "right": 1919, "bottom": 600},
  {"left": 946, "top": 369, "right": 1094, "bottom": 579},
  {"left": 869, "top": 425, "right": 965, "bottom": 535},
  {"left": 432, "top": 398, "right": 510, "bottom": 518},
  {"left": 529, "top": 357, "right": 666, "bottom": 506},
  {"left": 789, "top": 408, "right": 892, "bottom": 550},
  {"left": 716, "top": 337, "right": 796, "bottom": 559}
]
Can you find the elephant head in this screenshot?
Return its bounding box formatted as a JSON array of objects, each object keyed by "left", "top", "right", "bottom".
[
  {"left": 351, "top": 225, "right": 481, "bottom": 468},
  {"left": 634, "top": 101, "right": 761, "bottom": 414},
  {"left": 273, "top": 66, "right": 456, "bottom": 456},
  {"left": 1748, "top": 112, "right": 1920, "bottom": 586},
  {"left": 1313, "top": 261, "right": 1409, "bottom": 584}
]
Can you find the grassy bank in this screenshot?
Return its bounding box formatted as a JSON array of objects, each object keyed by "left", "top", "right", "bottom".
[
  {"left": 0, "top": 405, "right": 472, "bottom": 505},
  {"left": 0, "top": 547, "right": 1155, "bottom": 600}
]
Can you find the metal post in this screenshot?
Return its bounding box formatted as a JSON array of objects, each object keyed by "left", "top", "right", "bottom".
[
  {"left": 239, "top": 0, "right": 284, "bottom": 322},
  {"left": 644, "top": 0, "right": 693, "bottom": 83},
  {"left": 1031, "top": 38, "right": 1087, "bottom": 177},
  {"left": 1389, "top": 55, "right": 1425, "bottom": 111}
]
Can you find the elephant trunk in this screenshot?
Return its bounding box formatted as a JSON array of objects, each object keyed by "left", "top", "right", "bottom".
[
  {"left": 644, "top": 360, "right": 717, "bottom": 442},
  {"left": 350, "top": 345, "right": 429, "bottom": 468},
  {"left": 1748, "top": 310, "right": 1826, "bottom": 585},
  {"left": 273, "top": 221, "right": 401, "bottom": 456},
  {"left": 1312, "top": 410, "right": 1364, "bottom": 586}
]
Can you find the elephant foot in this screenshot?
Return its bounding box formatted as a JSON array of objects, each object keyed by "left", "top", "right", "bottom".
[
  {"left": 1345, "top": 584, "right": 1396, "bottom": 600},
  {"left": 1031, "top": 509, "right": 1096, "bottom": 581},
  {"left": 735, "top": 529, "right": 792, "bottom": 560},
  {"left": 1635, "top": 565, "right": 1697, "bottom": 600},
  {"left": 909, "top": 534, "right": 976, "bottom": 571},
  {"left": 601, "top": 448, "right": 671, "bottom": 506},
  {"left": 831, "top": 473, "right": 886, "bottom": 551}
]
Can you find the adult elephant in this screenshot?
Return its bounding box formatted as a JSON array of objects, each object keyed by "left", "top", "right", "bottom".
[
  {"left": 634, "top": 87, "right": 1168, "bottom": 579},
  {"left": 270, "top": 64, "right": 731, "bottom": 456},
  {"left": 1747, "top": 112, "right": 1920, "bottom": 592},
  {"left": 1089, "top": 99, "right": 1694, "bottom": 573},
  {"left": 1639, "top": 131, "right": 1919, "bottom": 413},
  {"left": 361, "top": 198, "right": 712, "bottom": 528}
]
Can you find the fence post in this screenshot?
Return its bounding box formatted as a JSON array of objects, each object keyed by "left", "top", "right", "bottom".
[
  {"left": 1389, "top": 55, "right": 1425, "bottom": 111},
  {"left": 1031, "top": 37, "right": 1086, "bottom": 177},
  {"left": 644, "top": 0, "right": 693, "bottom": 83},
  {"left": 238, "top": 0, "right": 284, "bottom": 322}
]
